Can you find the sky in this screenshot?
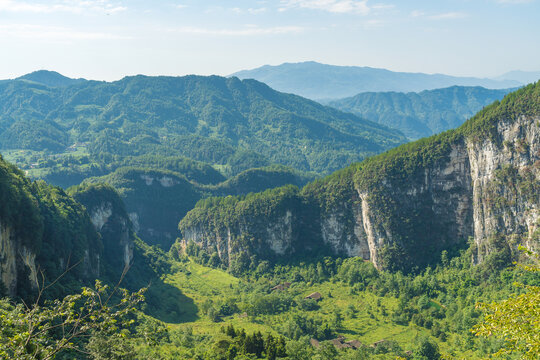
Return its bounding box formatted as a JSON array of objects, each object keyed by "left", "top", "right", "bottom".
[{"left": 0, "top": 0, "right": 539, "bottom": 81}]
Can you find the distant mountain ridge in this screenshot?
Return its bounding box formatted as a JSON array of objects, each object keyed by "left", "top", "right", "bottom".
[
  {"left": 231, "top": 61, "right": 522, "bottom": 100},
  {"left": 494, "top": 70, "right": 540, "bottom": 85},
  {"left": 326, "top": 86, "right": 515, "bottom": 139}
]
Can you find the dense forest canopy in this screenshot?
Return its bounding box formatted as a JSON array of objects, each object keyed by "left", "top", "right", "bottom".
[{"left": 0, "top": 72, "right": 406, "bottom": 180}]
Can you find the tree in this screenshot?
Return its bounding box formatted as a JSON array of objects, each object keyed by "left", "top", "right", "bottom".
[
  {"left": 285, "top": 339, "right": 313, "bottom": 360},
  {"left": 318, "top": 342, "right": 338, "bottom": 360},
  {"left": 472, "top": 248, "right": 540, "bottom": 359},
  {"left": 0, "top": 280, "right": 145, "bottom": 360},
  {"left": 413, "top": 337, "right": 441, "bottom": 360}
]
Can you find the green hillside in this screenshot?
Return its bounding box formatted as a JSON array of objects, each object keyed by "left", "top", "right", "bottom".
[
  {"left": 326, "top": 86, "right": 514, "bottom": 139},
  {"left": 0, "top": 82, "right": 538, "bottom": 360},
  {"left": 0, "top": 73, "right": 406, "bottom": 178},
  {"left": 0, "top": 154, "right": 100, "bottom": 299}
]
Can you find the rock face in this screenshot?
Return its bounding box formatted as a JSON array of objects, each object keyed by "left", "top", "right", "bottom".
[
  {"left": 89, "top": 202, "right": 133, "bottom": 271},
  {"left": 0, "top": 223, "right": 22, "bottom": 296},
  {"left": 71, "top": 184, "right": 135, "bottom": 274},
  {"left": 179, "top": 84, "right": 540, "bottom": 271},
  {"left": 468, "top": 114, "right": 540, "bottom": 262}
]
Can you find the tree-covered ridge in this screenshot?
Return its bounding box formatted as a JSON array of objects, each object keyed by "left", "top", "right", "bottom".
[
  {"left": 317, "top": 81, "right": 539, "bottom": 270},
  {"left": 349, "top": 81, "right": 540, "bottom": 187},
  {"left": 0, "top": 73, "right": 406, "bottom": 175},
  {"left": 17, "top": 70, "right": 87, "bottom": 88},
  {"left": 326, "top": 86, "right": 514, "bottom": 139}
]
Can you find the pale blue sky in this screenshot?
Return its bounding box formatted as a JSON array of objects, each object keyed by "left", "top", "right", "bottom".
[{"left": 0, "top": 0, "right": 538, "bottom": 80}]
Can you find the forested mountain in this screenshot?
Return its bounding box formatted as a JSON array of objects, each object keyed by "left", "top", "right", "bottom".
[
  {"left": 231, "top": 62, "right": 521, "bottom": 100},
  {"left": 326, "top": 86, "right": 514, "bottom": 139},
  {"left": 0, "top": 72, "right": 406, "bottom": 177},
  {"left": 17, "top": 70, "right": 87, "bottom": 88},
  {"left": 179, "top": 82, "right": 540, "bottom": 272}
]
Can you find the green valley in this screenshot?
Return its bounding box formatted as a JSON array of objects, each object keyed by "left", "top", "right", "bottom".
[{"left": 0, "top": 78, "right": 538, "bottom": 360}]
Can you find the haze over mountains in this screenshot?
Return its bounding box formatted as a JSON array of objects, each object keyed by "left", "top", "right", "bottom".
[
  {"left": 494, "top": 70, "right": 540, "bottom": 85},
  {"left": 231, "top": 61, "right": 525, "bottom": 100}
]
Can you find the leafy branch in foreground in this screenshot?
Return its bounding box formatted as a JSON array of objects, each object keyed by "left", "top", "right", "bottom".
[
  {"left": 0, "top": 277, "right": 145, "bottom": 360},
  {"left": 472, "top": 247, "right": 540, "bottom": 359}
]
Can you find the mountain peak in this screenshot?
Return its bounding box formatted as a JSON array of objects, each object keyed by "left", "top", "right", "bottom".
[{"left": 17, "top": 70, "right": 86, "bottom": 87}]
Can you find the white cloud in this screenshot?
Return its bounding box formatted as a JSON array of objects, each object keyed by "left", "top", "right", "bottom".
[
  {"left": 363, "top": 19, "right": 384, "bottom": 28},
  {"left": 411, "top": 10, "right": 468, "bottom": 20},
  {"left": 232, "top": 7, "right": 267, "bottom": 14},
  {"left": 0, "top": 24, "right": 131, "bottom": 40},
  {"left": 279, "top": 0, "right": 371, "bottom": 15},
  {"left": 428, "top": 12, "right": 468, "bottom": 20},
  {"left": 371, "top": 4, "right": 394, "bottom": 10},
  {"left": 172, "top": 25, "right": 304, "bottom": 36},
  {"left": 247, "top": 7, "right": 267, "bottom": 14},
  {"left": 0, "top": 0, "right": 126, "bottom": 14}
]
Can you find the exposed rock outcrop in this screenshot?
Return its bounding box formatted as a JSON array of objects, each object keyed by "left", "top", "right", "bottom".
[{"left": 71, "top": 184, "right": 135, "bottom": 273}]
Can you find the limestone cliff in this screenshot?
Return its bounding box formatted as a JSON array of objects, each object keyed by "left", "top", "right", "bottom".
[
  {"left": 178, "top": 82, "right": 540, "bottom": 271},
  {"left": 70, "top": 184, "right": 135, "bottom": 274}
]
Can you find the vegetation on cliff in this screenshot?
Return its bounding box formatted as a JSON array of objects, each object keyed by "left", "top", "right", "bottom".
[{"left": 180, "top": 81, "right": 540, "bottom": 272}]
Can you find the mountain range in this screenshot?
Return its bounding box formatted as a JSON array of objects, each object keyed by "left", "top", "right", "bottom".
[
  {"left": 0, "top": 71, "right": 405, "bottom": 177},
  {"left": 0, "top": 68, "right": 538, "bottom": 359},
  {"left": 231, "top": 61, "right": 524, "bottom": 100}
]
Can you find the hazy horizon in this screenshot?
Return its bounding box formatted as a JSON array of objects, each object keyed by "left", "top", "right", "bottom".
[{"left": 1, "top": 1, "right": 539, "bottom": 81}]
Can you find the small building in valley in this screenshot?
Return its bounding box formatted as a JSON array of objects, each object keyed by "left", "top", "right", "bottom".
[
  {"left": 305, "top": 292, "right": 322, "bottom": 301},
  {"left": 271, "top": 282, "right": 291, "bottom": 291},
  {"left": 328, "top": 336, "right": 363, "bottom": 350}
]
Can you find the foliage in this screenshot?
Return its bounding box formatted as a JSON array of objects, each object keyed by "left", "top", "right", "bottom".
[
  {"left": 0, "top": 280, "right": 145, "bottom": 360},
  {"left": 473, "top": 249, "right": 540, "bottom": 359},
  {"left": 178, "top": 81, "right": 540, "bottom": 272}
]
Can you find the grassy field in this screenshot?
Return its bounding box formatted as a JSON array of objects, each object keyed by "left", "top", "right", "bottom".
[{"left": 152, "top": 259, "right": 438, "bottom": 355}]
